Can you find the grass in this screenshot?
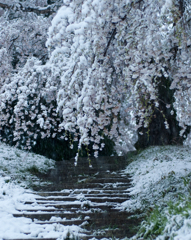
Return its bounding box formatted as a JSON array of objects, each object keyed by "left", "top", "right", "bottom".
[
  {"left": 15, "top": 151, "right": 21, "bottom": 158},
  {"left": 64, "top": 230, "right": 76, "bottom": 240},
  {"left": 131, "top": 177, "right": 191, "bottom": 240},
  {"left": 26, "top": 165, "right": 40, "bottom": 174},
  {"left": 137, "top": 205, "right": 168, "bottom": 239},
  {"left": 132, "top": 190, "right": 191, "bottom": 239}
]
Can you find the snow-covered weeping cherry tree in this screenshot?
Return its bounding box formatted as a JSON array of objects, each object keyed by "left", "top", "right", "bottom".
[
  {"left": 44, "top": 0, "right": 191, "bottom": 161},
  {"left": 45, "top": 0, "right": 140, "bottom": 162},
  {"left": 1, "top": 0, "right": 191, "bottom": 162}
]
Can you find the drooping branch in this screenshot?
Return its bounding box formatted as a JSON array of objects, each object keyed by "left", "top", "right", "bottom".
[
  {"left": 103, "top": 28, "right": 116, "bottom": 57},
  {"left": 0, "top": 1, "right": 62, "bottom": 16}
]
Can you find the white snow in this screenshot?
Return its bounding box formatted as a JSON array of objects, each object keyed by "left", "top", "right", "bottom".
[
  {"left": 0, "top": 142, "right": 82, "bottom": 239},
  {"left": 37, "top": 117, "right": 44, "bottom": 128},
  {"left": 1, "top": 143, "right": 191, "bottom": 239},
  {"left": 161, "top": 0, "right": 172, "bottom": 14},
  {"left": 120, "top": 145, "right": 191, "bottom": 240}
]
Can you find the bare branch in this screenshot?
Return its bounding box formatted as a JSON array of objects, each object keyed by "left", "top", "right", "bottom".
[{"left": 103, "top": 28, "right": 116, "bottom": 57}]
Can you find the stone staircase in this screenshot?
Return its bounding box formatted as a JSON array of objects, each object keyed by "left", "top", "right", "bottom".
[{"left": 5, "top": 155, "right": 140, "bottom": 240}]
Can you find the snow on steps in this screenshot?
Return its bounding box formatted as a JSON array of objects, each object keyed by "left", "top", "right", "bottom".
[{"left": 4, "top": 155, "right": 140, "bottom": 240}]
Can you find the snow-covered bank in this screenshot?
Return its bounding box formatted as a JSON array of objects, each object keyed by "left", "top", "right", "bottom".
[
  {"left": 120, "top": 145, "right": 191, "bottom": 239},
  {"left": 0, "top": 142, "right": 55, "bottom": 188}
]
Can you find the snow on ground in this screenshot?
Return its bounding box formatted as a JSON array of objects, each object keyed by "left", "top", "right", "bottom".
[
  {"left": 2, "top": 142, "right": 191, "bottom": 239},
  {"left": 0, "top": 142, "right": 83, "bottom": 239},
  {"left": 120, "top": 145, "right": 191, "bottom": 239},
  {"left": 0, "top": 141, "right": 55, "bottom": 188}
]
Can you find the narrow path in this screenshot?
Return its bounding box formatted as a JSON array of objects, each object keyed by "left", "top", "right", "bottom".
[{"left": 5, "top": 156, "right": 141, "bottom": 240}]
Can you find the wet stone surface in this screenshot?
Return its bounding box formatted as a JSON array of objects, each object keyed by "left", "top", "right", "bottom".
[{"left": 13, "top": 155, "right": 142, "bottom": 239}]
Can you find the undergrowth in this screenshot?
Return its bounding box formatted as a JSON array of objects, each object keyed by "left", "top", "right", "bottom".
[{"left": 134, "top": 195, "right": 191, "bottom": 239}]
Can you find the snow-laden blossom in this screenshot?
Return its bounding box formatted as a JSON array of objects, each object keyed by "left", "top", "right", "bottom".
[{"left": 1, "top": 0, "right": 191, "bottom": 157}]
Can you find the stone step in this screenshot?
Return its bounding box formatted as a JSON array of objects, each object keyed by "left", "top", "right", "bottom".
[
  {"left": 35, "top": 184, "right": 131, "bottom": 192},
  {"left": 33, "top": 203, "right": 117, "bottom": 211},
  {"left": 46, "top": 182, "right": 131, "bottom": 189},
  {"left": 13, "top": 209, "right": 126, "bottom": 221},
  {"left": 47, "top": 168, "right": 123, "bottom": 180},
  {"left": 35, "top": 196, "right": 78, "bottom": 201},
  {"left": 33, "top": 189, "right": 130, "bottom": 196},
  {"left": 85, "top": 197, "right": 127, "bottom": 203},
  {"left": 75, "top": 184, "right": 131, "bottom": 190},
  {"left": 22, "top": 201, "right": 120, "bottom": 210},
  {"left": 77, "top": 177, "right": 130, "bottom": 183},
  {"left": 16, "top": 208, "right": 64, "bottom": 212},
  {"left": 16, "top": 204, "right": 114, "bottom": 213},
  {"left": 35, "top": 219, "right": 86, "bottom": 226},
  {"left": 72, "top": 190, "right": 130, "bottom": 196},
  {"left": 29, "top": 191, "right": 73, "bottom": 197},
  {"left": 84, "top": 193, "right": 130, "bottom": 198},
  {"left": 34, "top": 192, "right": 129, "bottom": 198},
  {"left": 15, "top": 207, "right": 118, "bottom": 216},
  {"left": 33, "top": 196, "right": 128, "bottom": 203},
  {"left": 13, "top": 212, "right": 79, "bottom": 221}
]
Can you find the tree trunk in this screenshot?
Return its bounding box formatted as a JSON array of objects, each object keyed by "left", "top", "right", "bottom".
[{"left": 135, "top": 76, "right": 183, "bottom": 149}]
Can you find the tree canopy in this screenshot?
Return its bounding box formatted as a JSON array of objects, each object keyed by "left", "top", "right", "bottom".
[{"left": 0, "top": 0, "right": 191, "bottom": 161}]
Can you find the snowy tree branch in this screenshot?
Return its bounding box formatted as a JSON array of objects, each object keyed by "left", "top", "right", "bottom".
[{"left": 0, "top": 1, "right": 60, "bottom": 16}]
